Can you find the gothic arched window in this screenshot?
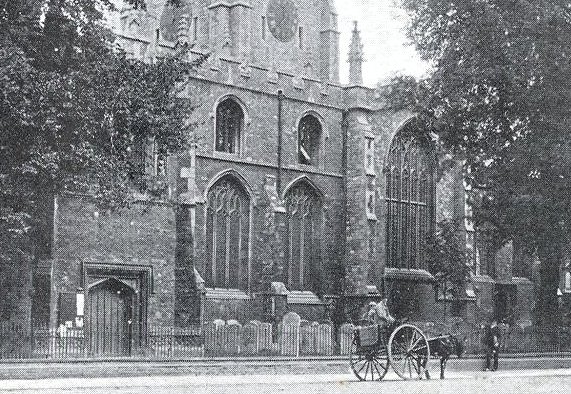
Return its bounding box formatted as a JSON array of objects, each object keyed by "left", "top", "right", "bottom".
[
  {"left": 285, "top": 181, "right": 322, "bottom": 291},
  {"left": 298, "top": 115, "right": 322, "bottom": 166},
  {"left": 205, "top": 176, "right": 250, "bottom": 289},
  {"left": 215, "top": 99, "right": 244, "bottom": 154},
  {"left": 385, "top": 127, "right": 435, "bottom": 270}
]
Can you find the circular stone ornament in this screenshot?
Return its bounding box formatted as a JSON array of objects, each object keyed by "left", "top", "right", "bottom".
[{"left": 266, "top": 0, "right": 299, "bottom": 42}]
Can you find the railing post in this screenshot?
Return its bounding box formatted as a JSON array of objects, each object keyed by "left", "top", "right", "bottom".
[{"left": 29, "top": 324, "right": 34, "bottom": 358}]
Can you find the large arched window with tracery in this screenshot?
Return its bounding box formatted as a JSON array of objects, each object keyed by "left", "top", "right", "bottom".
[
  {"left": 284, "top": 181, "right": 322, "bottom": 291},
  {"left": 215, "top": 98, "right": 244, "bottom": 154},
  {"left": 205, "top": 176, "right": 250, "bottom": 289},
  {"left": 298, "top": 115, "right": 322, "bottom": 166},
  {"left": 385, "top": 127, "right": 435, "bottom": 269}
]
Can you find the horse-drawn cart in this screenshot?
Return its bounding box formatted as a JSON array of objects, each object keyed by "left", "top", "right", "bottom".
[
  {"left": 349, "top": 322, "right": 431, "bottom": 381},
  {"left": 350, "top": 321, "right": 465, "bottom": 381}
]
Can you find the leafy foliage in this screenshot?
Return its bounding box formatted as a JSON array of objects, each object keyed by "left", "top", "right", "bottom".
[
  {"left": 391, "top": 0, "right": 571, "bottom": 324},
  {"left": 0, "top": 0, "right": 200, "bottom": 321},
  {"left": 426, "top": 220, "right": 470, "bottom": 298}
]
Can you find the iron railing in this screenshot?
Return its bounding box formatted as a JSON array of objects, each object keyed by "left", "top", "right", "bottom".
[{"left": 1, "top": 322, "right": 570, "bottom": 359}]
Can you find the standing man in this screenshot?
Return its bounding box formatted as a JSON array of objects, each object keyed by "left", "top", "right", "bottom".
[
  {"left": 484, "top": 319, "right": 500, "bottom": 371},
  {"left": 498, "top": 318, "right": 510, "bottom": 351}
]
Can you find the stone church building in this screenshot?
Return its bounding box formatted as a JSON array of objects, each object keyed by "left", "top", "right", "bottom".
[{"left": 31, "top": 0, "right": 535, "bottom": 355}]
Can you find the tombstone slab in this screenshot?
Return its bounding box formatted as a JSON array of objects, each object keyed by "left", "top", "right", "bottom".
[
  {"left": 259, "top": 323, "right": 273, "bottom": 354},
  {"left": 339, "top": 323, "right": 354, "bottom": 356},
  {"left": 280, "top": 312, "right": 301, "bottom": 356},
  {"left": 317, "top": 323, "right": 333, "bottom": 356},
  {"left": 242, "top": 322, "right": 259, "bottom": 355}
]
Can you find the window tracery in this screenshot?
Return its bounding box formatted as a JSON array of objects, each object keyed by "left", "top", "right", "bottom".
[
  {"left": 205, "top": 176, "right": 250, "bottom": 289},
  {"left": 385, "top": 129, "right": 435, "bottom": 269},
  {"left": 285, "top": 181, "right": 322, "bottom": 291}
]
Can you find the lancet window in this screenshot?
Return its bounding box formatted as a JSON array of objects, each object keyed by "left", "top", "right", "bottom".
[{"left": 215, "top": 99, "right": 244, "bottom": 154}]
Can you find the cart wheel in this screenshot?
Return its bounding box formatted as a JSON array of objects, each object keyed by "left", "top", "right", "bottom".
[
  {"left": 387, "top": 324, "right": 430, "bottom": 380},
  {"left": 349, "top": 337, "right": 389, "bottom": 381}
]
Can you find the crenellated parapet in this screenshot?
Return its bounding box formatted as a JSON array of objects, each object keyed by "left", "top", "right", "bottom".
[{"left": 178, "top": 49, "right": 349, "bottom": 108}]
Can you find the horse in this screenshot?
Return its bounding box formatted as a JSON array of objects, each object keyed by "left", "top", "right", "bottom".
[
  {"left": 356, "top": 315, "right": 465, "bottom": 379},
  {"left": 421, "top": 334, "right": 466, "bottom": 379}
]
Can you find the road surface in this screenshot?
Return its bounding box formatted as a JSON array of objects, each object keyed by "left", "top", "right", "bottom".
[{"left": 2, "top": 368, "right": 571, "bottom": 393}]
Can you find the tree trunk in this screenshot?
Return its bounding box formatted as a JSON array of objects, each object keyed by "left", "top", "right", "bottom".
[
  {"left": 536, "top": 240, "right": 563, "bottom": 327},
  {"left": 0, "top": 236, "right": 33, "bottom": 327},
  {"left": 443, "top": 282, "right": 447, "bottom": 323}
]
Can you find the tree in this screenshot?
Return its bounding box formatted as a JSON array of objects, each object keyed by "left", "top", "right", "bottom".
[
  {"left": 0, "top": 0, "right": 199, "bottom": 323},
  {"left": 391, "top": 0, "right": 571, "bottom": 325},
  {"left": 425, "top": 220, "right": 471, "bottom": 321}
]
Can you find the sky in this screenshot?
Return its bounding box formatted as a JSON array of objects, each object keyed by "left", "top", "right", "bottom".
[{"left": 335, "top": 0, "right": 428, "bottom": 86}]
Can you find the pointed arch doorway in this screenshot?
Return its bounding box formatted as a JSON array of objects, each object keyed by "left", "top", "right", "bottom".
[
  {"left": 82, "top": 263, "right": 152, "bottom": 357},
  {"left": 87, "top": 278, "right": 135, "bottom": 356}
]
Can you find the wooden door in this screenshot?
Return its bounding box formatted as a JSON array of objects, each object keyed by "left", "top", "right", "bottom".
[
  {"left": 88, "top": 279, "right": 134, "bottom": 356},
  {"left": 494, "top": 284, "right": 515, "bottom": 322}
]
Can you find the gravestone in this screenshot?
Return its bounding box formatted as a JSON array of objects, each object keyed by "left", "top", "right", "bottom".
[
  {"left": 213, "top": 319, "right": 225, "bottom": 328},
  {"left": 300, "top": 321, "right": 317, "bottom": 355},
  {"left": 242, "top": 321, "right": 260, "bottom": 355},
  {"left": 204, "top": 321, "right": 223, "bottom": 356},
  {"left": 316, "top": 323, "right": 333, "bottom": 356},
  {"left": 282, "top": 312, "right": 301, "bottom": 326},
  {"left": 224, "top": 321, "right": 242, "bottom": 355},
  {"left": 280, "top": 312, "right": 301, "bottom": 356},
  {"left": 258, "top": 322, "right": 273, "bottom": 354},
  {"left": 339, "top": 323, "right": 354, "bottom": 355}
]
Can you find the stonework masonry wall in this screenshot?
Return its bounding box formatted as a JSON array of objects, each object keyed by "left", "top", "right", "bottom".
[
  {"left": 495, "top": 242, "right": 514, "bottom": 283},
  {"left": 162, "top": 0, "right": 339, "bottom": 80},
  {"left": 344, "top": 108, "right": 374, "bottom": 294},
  {"left": 23, "top": 0, "right": 536, "bottom": 332},
  {"left": 183, "top": 76, "right": 345, "bottom": 173},
  {"left": 472, "top": 276, "right": 495, "bottom": 323},
  {"left": 513, "top": 278, "right": 534, "bottom": 324},
  {"left": 118, "top": 0, "right": 339, "bottom": 81},
  {"left": 191, "top": 158, "right": 345, "bottom": 292},
  {"left": 51, "top": 196, "right": 177, "bottom": 328},
  {"left": 370, "top": 107, "right": 416, "bottom": 282}
]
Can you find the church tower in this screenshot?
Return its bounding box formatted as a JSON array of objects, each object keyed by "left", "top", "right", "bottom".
[
  {"left": 319, "top": 1, "right": 340, "bottom": 83},
  {"left": 115, "top": 0, "right": 340, "bottom": 82}
]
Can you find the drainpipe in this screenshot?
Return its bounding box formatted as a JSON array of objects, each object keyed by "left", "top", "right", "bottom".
[
  {"left": 277, "top": 90, "right": 284, "bottom": 195},
  {"left": 341, "top": 110, "right": 349, "bottom": 246},
  {"left": 340, "top": 110, "right": 349, "bottom": 317}
]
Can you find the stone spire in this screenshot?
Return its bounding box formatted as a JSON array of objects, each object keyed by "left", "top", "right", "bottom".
[{"left": 348, "top": 21, "right": 364, "bottom": 85}]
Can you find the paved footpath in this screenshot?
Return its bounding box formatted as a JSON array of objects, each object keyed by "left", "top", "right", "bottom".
[
  {"left": 1, "top": 355, "right": 571, "bottom": 380},
  {"left": 2, "top": 368, "right": 571, "bottom": 393}
]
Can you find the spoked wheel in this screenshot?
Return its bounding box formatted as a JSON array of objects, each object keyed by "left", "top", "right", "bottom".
[
  {"left": 349, "top": 337, "right": 389, "bottom": 381},
  {"left": 387, "top": 324, "right": 430, "bottom": 380}
]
